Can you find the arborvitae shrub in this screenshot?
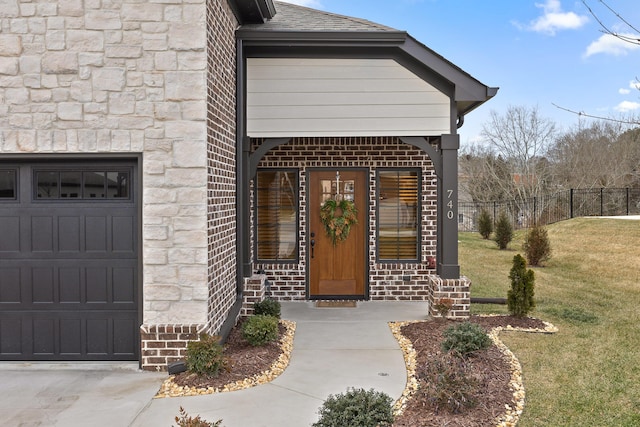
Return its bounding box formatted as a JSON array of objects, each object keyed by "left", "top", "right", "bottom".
[
  {"left": 507, "top": 254, "right": 536, "bottom": 317},
  {"left": 185, "top": 334, "right": 228, "bottom": 376},
  {"left": 253, "top": 298, "right": 281, "bottom": 318},
  {"left": 241, "top": 315, "right": 279, "bottom": 346},
  {"left": 417, "top": 352, "right": 479, "bottom": 414},
  {"left": 441, "top": 321, "right": 491, "bottom": 357},
  {"left": 312, "top": 388, "right": 394, "bottom": 427},
  {"left": 478, "top": 209, "right": 493, "bottom": 239},
  {"left": 174, "top": 406, "right": 223, "bottom": 427},
  {"left": 494, "top": 211, "right": 513, "bottom": 250},
  {"left": 523, "top": 224, "right": 551, "bottom": 266}
]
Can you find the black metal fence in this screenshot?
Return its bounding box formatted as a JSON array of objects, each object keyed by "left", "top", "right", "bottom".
[{"left": 458, "top": 187, "right": 640, "bottom": 232}]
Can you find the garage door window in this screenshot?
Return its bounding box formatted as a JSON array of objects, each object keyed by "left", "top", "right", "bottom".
[
  {"left": 0, "top": 170, "right": 16, "bottom": 199},
  {"left": 35, "top": 170, "right": 130, "bottom": 200}
]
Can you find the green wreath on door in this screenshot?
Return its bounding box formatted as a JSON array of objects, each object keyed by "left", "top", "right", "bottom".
[{"left": 320, "top": 199, "right": 358, "bottom": 245}]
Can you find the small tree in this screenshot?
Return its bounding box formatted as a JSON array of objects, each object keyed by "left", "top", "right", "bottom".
[
  {"left": 477, "top": 208, "right": 493, "bottom": 239},
  {"left": 494, "top": 211, "right": 513, "bottom": 250},
  {"left": 507, "top": 254, "right": 535, "bottom": 317},
  {"left": 523, "top": 224, "right": 551, "bottom": 266}
]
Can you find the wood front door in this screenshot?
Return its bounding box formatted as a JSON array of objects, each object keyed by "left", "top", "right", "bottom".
[{"left": 309, "top": 170, "right": 367, "bottom": 298}]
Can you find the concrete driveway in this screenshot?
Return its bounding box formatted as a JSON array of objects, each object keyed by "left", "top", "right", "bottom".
[{"left": 0, "top": 362, "right": 164, "bottom": 427}]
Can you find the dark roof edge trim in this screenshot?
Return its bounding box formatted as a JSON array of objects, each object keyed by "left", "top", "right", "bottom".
[
  {"left": 401, "top": 35, "right": 498, "bottom": 105},
  {"left": 237, "top": 29, "right": 408, "bottom": 44}
]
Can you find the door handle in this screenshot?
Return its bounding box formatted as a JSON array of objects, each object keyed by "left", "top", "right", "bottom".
[{"left": 310, "top": 239, "right": 315, "bottom": 259}]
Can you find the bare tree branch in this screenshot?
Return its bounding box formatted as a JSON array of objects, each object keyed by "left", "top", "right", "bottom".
[
  {"left": 582, "top": 0, "right": 640, "bottom": 45},
  {"left": 596, "top": 0, "right": 640, "bottom": 38}
]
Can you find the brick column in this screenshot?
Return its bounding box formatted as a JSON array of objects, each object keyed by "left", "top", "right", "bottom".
[
  {"left": 429, "top": 275, "right": 471, "bottom": 319},
  {"left": 241, "top": 274, "right": 267, "bottom": 317}
]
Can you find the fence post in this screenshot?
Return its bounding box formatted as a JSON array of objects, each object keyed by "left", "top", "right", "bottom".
[
  {"left": 600, "top": 188, "right": 604, "bottom": 216},
  {"left": 627, "top": 188, "right": 630, "bottom": 216},
  {"left": 570, "top": 188, "right": 574, "bottom": 218},
  {"left": 493, "top": 202, "right": 497, "bottom": 226}
]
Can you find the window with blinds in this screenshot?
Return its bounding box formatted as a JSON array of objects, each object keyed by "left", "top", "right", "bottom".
[
  {"left": 255, "top": 170, "right": 298, "bottom": 262},
  {"left": 377, "top": 170, "right": 420, "bottom": 261}
]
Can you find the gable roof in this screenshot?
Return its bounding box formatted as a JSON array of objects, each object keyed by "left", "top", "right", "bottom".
[{"left": 237, "top": 1, "right": 498, "bottom": 119}]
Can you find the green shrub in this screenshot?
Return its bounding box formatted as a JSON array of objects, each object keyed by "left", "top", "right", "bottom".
[
  {"left": 174, "top": 406, "right": 222, "bottom": 427},
  {"left": 494, "top": 211, "right": 513, "bottom": 250},
  {"left": 523, "top": 223, "right": 551, "bottom": 266},
  {"left": 312, "top": 388, "right": 394, "bottom": 427},
  {"left": 253, "top": 298, "right": 281, "bottom": 318},
  {"left": 242, "top": 315, "right": 279, "bottom": 346},
  {"left": 417, "top": 352, "right": 479, "bottom": 414},
  {"left": 185, "top": 334, "right": 228, "bottom": 376},
  {"left": 478, "top": 208, "right": 493, "bottom": 239},
  {"left": 507, "top": 254, "right": 536, "bottom": 317},
  {"left": 441, "top": 321, "right": 491, "bottom": 357}
]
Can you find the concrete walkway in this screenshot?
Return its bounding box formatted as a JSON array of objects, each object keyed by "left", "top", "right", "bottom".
[{"left": 1, "top": 301, "right": 428, "bottom": 427}]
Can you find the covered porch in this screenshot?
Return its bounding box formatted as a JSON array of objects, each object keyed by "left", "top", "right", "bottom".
[{"left": 231, "top": 1, "right": 496, "bottom": 321}]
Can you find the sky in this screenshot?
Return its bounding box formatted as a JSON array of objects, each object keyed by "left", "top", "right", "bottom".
[{"left": 277, "top": 0, "right": 640, "bottom": 146}]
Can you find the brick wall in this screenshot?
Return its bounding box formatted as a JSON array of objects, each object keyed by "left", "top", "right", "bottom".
[
  {"left": 253, "top": 137, "right": 439, "bottom": 301},
  {"left": 204, "top": 0, "right": 239, "bottom": 338}
]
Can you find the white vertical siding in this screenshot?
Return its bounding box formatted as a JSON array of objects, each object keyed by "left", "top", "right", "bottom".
[{"left": 246, "top": 58, "right": 451, "bottom": 138}]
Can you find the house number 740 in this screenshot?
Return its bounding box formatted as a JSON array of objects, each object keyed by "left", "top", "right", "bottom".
[{"left": 446, "top": 189, "right": 454, "bottom": 220}]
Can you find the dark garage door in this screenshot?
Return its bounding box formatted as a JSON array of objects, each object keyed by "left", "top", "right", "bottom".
[{"left": 0, "top": 159, "right": 139, "bottom": 361}]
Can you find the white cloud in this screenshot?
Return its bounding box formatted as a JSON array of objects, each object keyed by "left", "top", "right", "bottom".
[
  {"left": 621, "top": 81, "right": 640, "bottom": 94},
  {"left": 614, "top": 101, "right": 640, "bottom": 113},
  {"left": 584, "top": 33, "right": 640, "bottom": 57},
  {"left": 526, "top": 0, "right": 589, "bottom": 35},
  {"left": 277, "top": 0, "right": 322, "bottom": 7}
]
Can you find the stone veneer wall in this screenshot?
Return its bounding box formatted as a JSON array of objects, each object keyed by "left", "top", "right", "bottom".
[
  {"left": 253, "top": 137, "right": 439, "bottom": 301},
  {"left": 141, "top": 0, "right": 240, "bottom": 371},
  {"left": 0, "top": 0, "right": 215, "bottom": 370}
]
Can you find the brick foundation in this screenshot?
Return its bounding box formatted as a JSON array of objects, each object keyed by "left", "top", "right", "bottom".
[{"left": 140, "top": 324, "right": 205, "bottom": 372}]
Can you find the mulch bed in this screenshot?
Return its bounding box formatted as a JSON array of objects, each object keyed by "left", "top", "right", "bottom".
[
  {"left": 171, "top": 320, "right": 286, "bottom": 390},
  {"left": 393, "top": 315, "right": 547, "bottom": 427},
  {"left": 166, "top": 314, "right": 550, "bottom": 426}
]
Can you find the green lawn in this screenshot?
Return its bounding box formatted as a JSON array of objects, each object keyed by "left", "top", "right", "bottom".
[{"left": 459, "top": 218, "right": 640, "bottom": 426}]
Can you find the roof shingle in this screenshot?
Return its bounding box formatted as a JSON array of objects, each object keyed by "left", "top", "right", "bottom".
[{"left": 241, "top": 1, "right": 401, "bottom": 33}]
